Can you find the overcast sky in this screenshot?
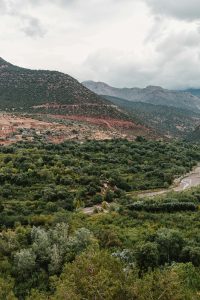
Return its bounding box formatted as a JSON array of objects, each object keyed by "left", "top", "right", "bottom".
[{"left": 1, "top": 0, "right": 200, "bottom": 89}]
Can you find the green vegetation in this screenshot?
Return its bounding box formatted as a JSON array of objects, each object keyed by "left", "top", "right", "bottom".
[
  {"left": 0, "top": 58, "right": 105, "bottom": 108},
  {"left": 0, "top": 58, "right": 128, "bottom": 120},
  {"left": 104, "top": 95, "right": 200, "bottom": 138},
  {"left": 0, "top": 139, "right": 198, "bottom": 227},
  {"left": 186, "top": 125, "right": 200, "bottom": 142},
  {"left": 0, "top": 139, "right": 200, "bottom": 299}
]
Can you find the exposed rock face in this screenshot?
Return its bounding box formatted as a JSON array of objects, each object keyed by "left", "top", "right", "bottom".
[{"left": 83, "top": 80, "right": 200, "bottom": 112}]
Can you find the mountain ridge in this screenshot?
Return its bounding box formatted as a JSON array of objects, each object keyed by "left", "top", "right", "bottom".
[
  {"left": 0, "top": 59, "right": 107, "bottom": 107},
  {"left": 0, "top": 58, "right": 130, "bottom": 121},
  {"left": 0, "top": 57, "right": 154, "bottom": 139},
  {"left": 83, "top": 80, "right": 200, "bottom": 112}
]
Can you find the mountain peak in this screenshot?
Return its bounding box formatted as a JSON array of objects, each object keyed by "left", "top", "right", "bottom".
[
  {"left": 83, "top": 80, "right": 111, "bottom": 88},
  {"left": 145, "top": 85, "right": 163, "bottom": 91}
]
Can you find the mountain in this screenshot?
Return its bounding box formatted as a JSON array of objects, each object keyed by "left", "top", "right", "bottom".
[
  {"left": 83, "top": 81, "right": 200, "bottom": 112},
  {"left": 103, "top": 95, "right": 200, "bottom": 138},
  {"left": 184, "top": 88, "right": 200, "bottom": 97},
  {"left": 0, "top": 57, "right": 128, "bottom": 120},
  {"left": 0, "top": 57, "right": 154, "bottom": 139},
  {"left": 186, "top": 125, "right": 200, "bottom": 142},
  {"left": 0, "top": 58, "right": 105, "bottom": 108}
]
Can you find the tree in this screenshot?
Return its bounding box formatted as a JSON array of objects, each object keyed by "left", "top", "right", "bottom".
[
  {"left": 14, "top": 249, "right": 36, "bottom": 278},
  {"left": 52, "top": 250, "right": 128, "bottom": 300},
  {"left": 135, "top": 242, "right": 159, "bottom": 271},
  {"left": 181, "top": 246, "right": 200, "bottom": 266},
  {"left": 154, "top": 228, "right": 184, "bottom": 264},
  {"left": 0, "top": 277, "right": 16, "bottom": 300}
]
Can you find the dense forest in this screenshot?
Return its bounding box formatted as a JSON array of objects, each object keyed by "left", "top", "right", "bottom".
[{"left": 1, "top": 139, "right": 200, "bottom": 299}]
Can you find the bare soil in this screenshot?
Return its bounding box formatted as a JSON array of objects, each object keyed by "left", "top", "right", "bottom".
[{"left": 0, "top": 113, "right": 143, "bottom": 145}]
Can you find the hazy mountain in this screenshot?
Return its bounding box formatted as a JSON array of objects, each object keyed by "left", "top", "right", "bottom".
[
  {"left": 83, "top": 81, "right": 200, "bottom": 112},
  {"left": 184, "top": 88, "right": 200, "bottom": 97},
  {"left": 103, "top": 95, "right": 200, "bottom": 138}
]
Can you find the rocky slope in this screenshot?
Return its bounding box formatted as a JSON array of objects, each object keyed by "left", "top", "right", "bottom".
[{"left": 83, "top": 81, "right": 200, "bottom": 112}]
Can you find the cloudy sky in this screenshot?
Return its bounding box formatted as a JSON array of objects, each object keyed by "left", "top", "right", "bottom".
[{"left": 1, "top": 0, "right": 200, "bottom": 89}]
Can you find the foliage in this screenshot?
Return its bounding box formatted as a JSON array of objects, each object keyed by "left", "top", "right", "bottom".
[
  {"left": 0, "top": 139, "right": 198, "bottom": 228},
  {"left": 0, "top": 139, "right": 199, "bottom": 298}
]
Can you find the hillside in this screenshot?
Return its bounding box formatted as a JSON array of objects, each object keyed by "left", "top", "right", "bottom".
[
  {"left": 103, "top": 95, "right": 200, "bottom": 138},
  {"left": 186, "top": 125, "right": 200, "bottom": 142},
  {"left": 83, "top": 80, "right": 200, "bottom": 112},
  {"left": 0, "top": 58, "right": 153, "bottom": 140},
  {"left": 0, "top": 58, "right": 129, "bottom": 120},
  {"left": 0, "top": 58, "right": 105, "bottom": 108}
]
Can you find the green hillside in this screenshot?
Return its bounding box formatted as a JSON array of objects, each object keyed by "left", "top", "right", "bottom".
[
  {"left": 0, "top": 57, "right": 106, "bottom": 108},
  {"left": 0, "top": 58, "right": 129, "bottom": 120},
  {"left": 104, "top": 95, "right": 200, "bottom": 138},
  {"left": 186, "top": 126, "right": 200, "bottom": 142}
]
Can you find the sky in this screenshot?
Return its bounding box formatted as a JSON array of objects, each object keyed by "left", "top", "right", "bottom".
[{"left": 1, "top": 0, "right": 200, "bottom": 89}]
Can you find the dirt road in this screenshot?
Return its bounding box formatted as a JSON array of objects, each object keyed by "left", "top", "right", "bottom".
[
  {"left": 82, "top": 164, "right": 200, "bottom": 214},
  {"left": 137, "top": 165, "right": 200, "bottom": 198}
]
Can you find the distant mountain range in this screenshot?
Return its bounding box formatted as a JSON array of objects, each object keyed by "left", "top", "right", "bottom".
[
  {"left": 184, "top": 89, "right": 200, "bottom": 97},
  {"left": 83, "top": 81, "right": 200, "bottom": 112}
]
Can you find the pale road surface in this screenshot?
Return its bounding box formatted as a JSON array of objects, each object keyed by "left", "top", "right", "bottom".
[
  {"left": 137, "top": 165, "right": 200, "bottom": 198},
  {"left": 82, "top": 165, "right": 200, "bottom": 214}
]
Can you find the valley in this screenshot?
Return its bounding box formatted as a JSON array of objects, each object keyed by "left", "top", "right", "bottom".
[
  {"left": 0, "top": 138, "right": 200, "bottom": 299},
  {"left": 0, "top": 57, "right": 200, "bottom": 300},
  {"left": 2, "top": 0, "right": 200, "bottom": 298},
  {"left": 83, "top": 164, "right": 200, "bottom": 214}
]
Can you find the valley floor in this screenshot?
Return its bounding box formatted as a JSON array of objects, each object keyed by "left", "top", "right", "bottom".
[{"left": 83, "top": 164, "right": 200, "bottom": 214}]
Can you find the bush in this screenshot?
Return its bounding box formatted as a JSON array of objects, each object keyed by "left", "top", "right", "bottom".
[{"left": 128, "top": 201, "right": 197, "bottom": 213}]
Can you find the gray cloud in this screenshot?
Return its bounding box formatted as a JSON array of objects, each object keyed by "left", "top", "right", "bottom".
[
  {"left": 0, "top": 0, "right": 46, "bottom": 38},
  {"left": 0, "top": 0, "right": 7, "bottom": 14},
  {"left": 144, "top": 0, "right": 200, "bottom": 21},
  {"left": 1, "top": 0, "right": 200, "bottom": 89},
  {"left": 21, "top": 16, "right": 46, "bottom": 38}
]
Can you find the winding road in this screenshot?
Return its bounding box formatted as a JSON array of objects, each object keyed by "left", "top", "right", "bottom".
[
  {"left": 82, "top": 165, "right": 200, "bottom": 214},
  {"left": 137, "top": 165, "right": 200, "bottom": 198}
]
